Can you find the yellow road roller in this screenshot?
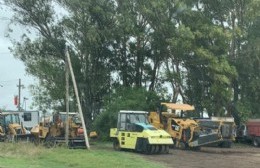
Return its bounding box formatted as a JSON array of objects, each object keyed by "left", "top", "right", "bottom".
[{"left": 110, "top": 110, "right": 173, "bottom": 154}]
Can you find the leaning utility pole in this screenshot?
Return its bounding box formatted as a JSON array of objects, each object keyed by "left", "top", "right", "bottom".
[
  {"left": 65, "top": 46, "right": 90, "bottom": 149},
  {"left": 65, "top": 47, "right": 70, "bottom": 147}
]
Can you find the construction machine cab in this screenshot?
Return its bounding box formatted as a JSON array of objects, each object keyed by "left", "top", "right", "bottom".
[
  {"left": 0, "top": 112, "right": 20, "bottom": 126},
  {"left": 117, "top": 110, "right": 149, "bottom": 131},
  {"left": 0, "top": 111, "right": 30, "bottom": 142},
  {"left": 0, "top": 112, "right": 21, "bottom": 133}
]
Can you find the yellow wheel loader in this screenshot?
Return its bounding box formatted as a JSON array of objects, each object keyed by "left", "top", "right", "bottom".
[
  {"left": 110, "top": 110, "right": 174, "bottom": 154},
  {"left": 149, "top": 103, "right": 222, "bottom": 150},
  {"left": 0, "top": 111, "right": 32, "bottom": 142},
  {"left": 31, "top": 112, "right": 86, "bottom": 148}
]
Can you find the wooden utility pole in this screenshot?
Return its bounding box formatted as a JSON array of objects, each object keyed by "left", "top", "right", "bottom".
[
  {"left": 17, "top": 78, "right": 24, "bottom": 111},
  {"left": 65, "top": 46, "right": 70, "bottom": 147},
  {"left": 65, "top": 46, "right": 90, "bottom": 149}
]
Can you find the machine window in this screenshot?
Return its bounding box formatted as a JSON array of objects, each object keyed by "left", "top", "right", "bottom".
[
  {"left": 147, "top": 126, "right": 157, "bottom": 131},
  {"left": 23, "top": 113, "right": 32, "bottom": 121},
  {"left": 118, "top": 113, "right": 126, "bottom": 130},
  {"left": 133, "top": 124, "right": 143, "bottom": 132},
  {"left": 5, "top": 115, "right": 12, "bottom": 125}
]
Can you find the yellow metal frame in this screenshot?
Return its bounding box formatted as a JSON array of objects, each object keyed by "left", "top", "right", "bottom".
[{"left": 110, "top": 128, "right": 173, "bottom": 149}]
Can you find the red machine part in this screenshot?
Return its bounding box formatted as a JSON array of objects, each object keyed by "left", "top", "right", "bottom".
[{"left": 247, "top": 120, "right": 260, "bottom": 137}]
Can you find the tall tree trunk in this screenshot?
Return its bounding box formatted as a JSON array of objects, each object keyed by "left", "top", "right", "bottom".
[{"left": 135, "top": 36, "right": 142, "bottom": 87}]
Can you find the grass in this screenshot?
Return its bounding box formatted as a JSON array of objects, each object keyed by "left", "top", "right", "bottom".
[{"left": 0, "top": 142, "right": 166, "bottom": 168}]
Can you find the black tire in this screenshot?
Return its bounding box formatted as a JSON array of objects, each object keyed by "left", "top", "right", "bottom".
[
  {"left": 220, "top": 141, "right": 232, "bottom": 148},
  {"left": 191, "top": 146, "right": 201, "bottom": 151},
  {"left": 226, "top": 141, "right": 232, "bottom": 148},
  {"left": 179, "top": 141, "right": 188, "bottom": 150},
  {"left": 160, "top": 145, "right": 166, "bottom": 154},
  {"left": 164, "top": 145, "right": 169, "bottom": 154},
  {"left": 113, "top": 139, "right": 121, "bottom": 151},
  {"left": 150, "top": 145, "right": 156, "bottom": 154},
  {"left": 33, "top": 137, "right": 40, "bottom": 146},
  {"left": 157, "top": 145, "right": 162, "bottom": 154},
  {"left": 144, "top": 144, "right": 152, "bottom": 154},
  {"left": 253, "top": 137, "right": 259, "bottom": 147},
  {"left": 172, "top": 139, "right": 177, "bottom": 149},
  {"left": 0, "top": 135, "right": 6, "bottom": 142},
  {"left": 154, "top": 145, "right": 160, "bottom": 154},
  {"left": 44, "top": 136, "right": 56, "bottom": 148},
  {"left": 68, "top": 140, "right": 75, "bottom": 148}
]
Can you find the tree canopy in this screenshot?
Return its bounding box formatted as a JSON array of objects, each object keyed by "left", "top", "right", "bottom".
[{"left": 3, "top": 0, "right": 260, "bottom": 129}]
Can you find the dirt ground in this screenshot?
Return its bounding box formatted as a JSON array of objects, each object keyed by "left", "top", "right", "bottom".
[{"left": 142, "top": 144, "right": 260, "bottom": 168}]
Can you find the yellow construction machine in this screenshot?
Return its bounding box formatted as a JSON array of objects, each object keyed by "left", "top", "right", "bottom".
[
  {"left": 149, "top": 103, "right": 222, "bottom": 150},
  {"left": 0, "top": 111, "right": 32, "bottom": 142},
  {"left": 31, "top": 112, "right": 86, "bottom": 148},
  {"left": 110, "top": 110, "right": 174, "bottom": 154}
]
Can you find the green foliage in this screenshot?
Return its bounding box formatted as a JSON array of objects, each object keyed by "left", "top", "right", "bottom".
[
  {"left": 3, "top": 0, "right": 260, "bottom": 125},
  {"left": 93, "top": 87, "right": 160, "bottom": 140},
  {"left": 0, "top": 143, "right": 165, "bottom": 168},
  {"left": 236, "top": 101, "right": 252, "bottom": 123}
]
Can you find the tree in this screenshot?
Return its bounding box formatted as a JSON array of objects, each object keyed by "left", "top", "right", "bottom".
[
  {"left": 179, "top": 1, "right": 237, "bottom": 117},
  {"left": 93, "top": 87, "right": 161, "bottom": 140},
  {"left": 4, "top": 0, "right": 259, "bottom": 129},
  {"left": 5, "top": 0, "right": 67, "bottom": 112},
  {"left": 59, "top": 0, "right": 116, "bottom": 125},
  {"left": 5, "top": 0, "right": 115, "bottom": 127},
  {"left": 233, "top": 0, "right": 260, "bottom": 117}
]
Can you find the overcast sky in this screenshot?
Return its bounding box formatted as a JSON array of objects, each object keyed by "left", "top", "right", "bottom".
[{"left": 0, "top": 6, "right": 36, "bottom": 111}]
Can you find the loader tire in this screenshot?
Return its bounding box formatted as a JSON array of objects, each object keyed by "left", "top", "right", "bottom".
[
  {"left": 113, "top": 139, "right": 121, "bottom": 151},
  {"left": 33, "top": 137, "right": 40, "bottom": 146},
  {"left": 179, "top": 141, "right": 188, "bottom": 150},
  {"left": 44, "top": 136, "right": 56, "bottom": 148}
]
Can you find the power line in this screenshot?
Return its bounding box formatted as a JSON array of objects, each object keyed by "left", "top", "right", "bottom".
[{"left": 0, "top": 79, "right": 19, "bottom": 83}]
